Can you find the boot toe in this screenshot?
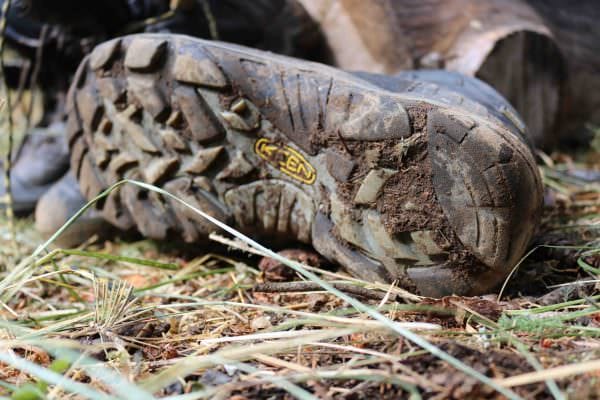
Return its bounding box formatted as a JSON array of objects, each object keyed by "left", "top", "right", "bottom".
[
  {"left": 35, "top": 172, "right": 111, "bottom": 248},
  {"left": 415, "top": 108, "right": 543, "bottom": 295}
]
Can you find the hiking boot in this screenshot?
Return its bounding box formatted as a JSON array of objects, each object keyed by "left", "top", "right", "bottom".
[
  {"left": 35, "top": 171, "right": 113, "bottom": 247},
  {"left": 66, "top": 34, "right": 543, "bottom": 296},
  {"left": 0, "top": 127, "right": 70, "bottom": 214}
]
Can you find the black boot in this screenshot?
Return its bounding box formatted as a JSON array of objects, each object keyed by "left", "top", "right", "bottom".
[{"left": 12, "top": 0, "right": 321, "bottom": 59}]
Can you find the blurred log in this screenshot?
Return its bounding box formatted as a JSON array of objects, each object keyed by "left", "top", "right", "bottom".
[
  {"left": 298, "top": 0, "right": 566, "bottom": 148},
  {"left": 526, "top": 0, "right": 600, "bottom": 145}
]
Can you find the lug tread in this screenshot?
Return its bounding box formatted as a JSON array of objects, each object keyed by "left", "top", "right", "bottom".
[{"left": 66, "top": 33, "right": 543, "bottom": 297}]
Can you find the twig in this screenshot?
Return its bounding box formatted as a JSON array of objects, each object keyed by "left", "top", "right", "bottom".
[
  {"left": 209, "top": 232, "right": 422, "bottom": 302},
  {"left": 254, "top": 281, "right": 394, "bottom": 302},
  {"left": 121, "top": 9, "right": 176, "bottom": 35},
  {"left": 336, "top": 128, "right": 352, "bottom": 155}
]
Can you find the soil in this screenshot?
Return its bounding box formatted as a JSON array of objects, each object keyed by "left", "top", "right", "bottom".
[{"left": 404, "top": 342, "right": 547, "bottom": 399}]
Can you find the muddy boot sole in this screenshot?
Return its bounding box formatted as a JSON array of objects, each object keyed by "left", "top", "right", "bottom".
[{"left": 66, "top": 34, "right": 543, "bottom": 297}]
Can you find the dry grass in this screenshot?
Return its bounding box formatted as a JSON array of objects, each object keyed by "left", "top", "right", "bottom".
[{"left": 0, "top": 140, "right": 598, "bottom": 399}]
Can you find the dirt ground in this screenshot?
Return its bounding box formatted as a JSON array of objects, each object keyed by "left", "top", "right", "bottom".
[{"left": 0, "top": 137, "right": 597, "bottom": 399}]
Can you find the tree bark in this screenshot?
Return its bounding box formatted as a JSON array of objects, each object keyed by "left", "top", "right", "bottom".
[{"left": 526, "top": 0, "right": 600, "bottom": 144}]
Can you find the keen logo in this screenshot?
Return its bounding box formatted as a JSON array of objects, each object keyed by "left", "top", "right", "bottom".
[{"left": 255, "top": 138, "right": 316, "bottom": 185}]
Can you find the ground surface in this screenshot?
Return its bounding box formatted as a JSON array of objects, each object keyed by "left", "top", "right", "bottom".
[{"left": 0, "top": 138, "right": 598, "bottom": 399}]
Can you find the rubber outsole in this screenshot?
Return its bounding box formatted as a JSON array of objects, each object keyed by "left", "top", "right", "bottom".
[{"left": 66, "top": 34, "right": 543, "bottom": 297}]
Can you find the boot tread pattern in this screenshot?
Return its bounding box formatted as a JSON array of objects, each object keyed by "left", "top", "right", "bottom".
[{"left": 67, "top": 34, "right": 543, "bottom": 296}]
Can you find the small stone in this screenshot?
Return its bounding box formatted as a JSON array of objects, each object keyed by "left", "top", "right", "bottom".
[
  {"left": 223, "top": 364, "right": 238, "bottom": 376},
  {"left": 325, "top": 150, "right": 355, "bottom": 182},
  {"left": 199, "top": 369, "right": 232, "bottom": 386},
  {"left": 354, "top": 168, "right": 396, "bottom": 205},
  {"left": 251, "top": 316, "right": 272, "bottom": 330},
  {"left": 330, "top": 194, "right": 363, "bottom": 248}
]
